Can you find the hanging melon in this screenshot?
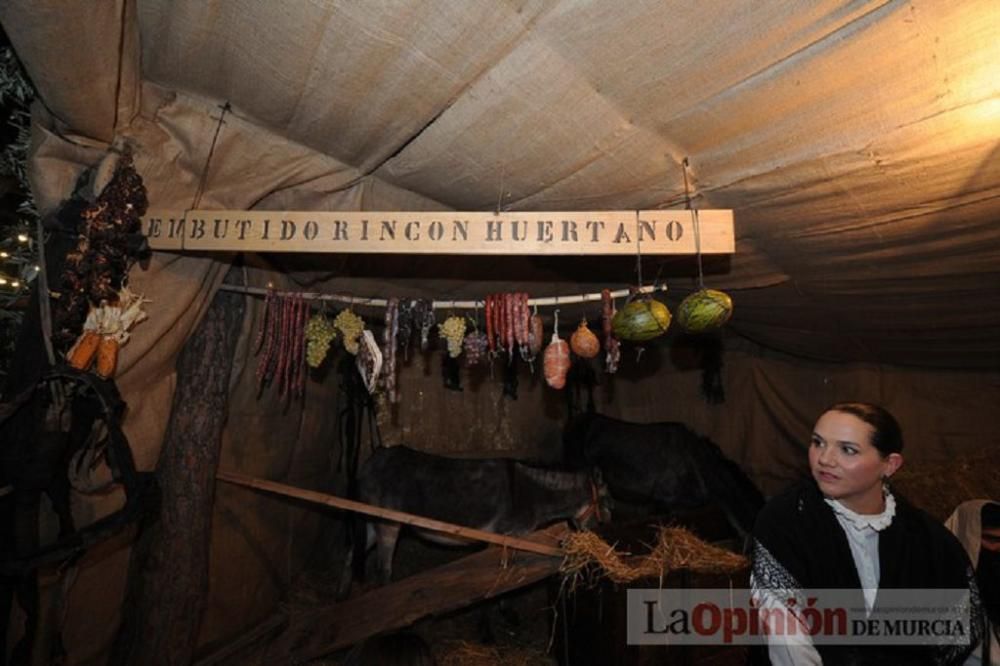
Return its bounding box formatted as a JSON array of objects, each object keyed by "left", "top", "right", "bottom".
[
  {"left": 611, "top": 298, "right": 672, "bottom": 341},
  {"left": 676, "top": 288, "right": 733, "bottom": 333}
]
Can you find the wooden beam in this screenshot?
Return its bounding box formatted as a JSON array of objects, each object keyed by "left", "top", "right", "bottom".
[
  {"left": 264, "top": 524, "right": 569, "bottom": 662},
  {"left": 191, "top": 613, "right": 286, "bottom": 666},
  {"left": 216, "top": 470, "right": 565, "bottom": 558},
  {"left": 142, "top": 209, "right": 734, "bottom": 255}
]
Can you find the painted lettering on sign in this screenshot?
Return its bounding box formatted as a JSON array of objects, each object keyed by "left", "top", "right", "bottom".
[{"left": 140, "top": 210, "right": 733, "bottom": 255}]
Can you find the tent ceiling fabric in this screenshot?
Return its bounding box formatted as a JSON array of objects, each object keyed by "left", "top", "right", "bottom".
[{"left": 4, "top": 0, "right": 1000, "bottom": 368}]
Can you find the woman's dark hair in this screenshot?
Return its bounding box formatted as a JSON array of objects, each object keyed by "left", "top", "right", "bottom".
[
  {"left": 982, "top": 502, "right": 1000, "bottom": 529},
  {"left": 825, "top": 402, "right": 903, "bottom": 457}
]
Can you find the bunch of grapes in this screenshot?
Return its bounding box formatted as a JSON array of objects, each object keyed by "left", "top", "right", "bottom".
[
  {"left": 463, "top": 331, "right": 488, "bottom": 366},
  {"left": 439, "top": 316, "right": 467, "bottom": 358},
  {"left": 334, "top": 309, "right": 365, "bottom": 355},
  {"left": 305, "top": 313, "right": 337, "bottom": 368}
]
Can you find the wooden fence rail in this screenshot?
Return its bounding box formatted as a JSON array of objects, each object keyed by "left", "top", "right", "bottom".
[{"left": 216, "top": 470, "right": 564, "bottom": 558}]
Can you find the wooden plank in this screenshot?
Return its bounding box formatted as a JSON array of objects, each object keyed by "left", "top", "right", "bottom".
[
  {"left": 216, "top": 470, "right": 564, "bottom": 557},
  {"left": 264, "top": 524, "right": 569, "bottom": 663},
  {"left": 142, "top": 209, "right": 734, "bottom": 255},
  {"left": 191, "top": 612, "right": 287, "bottom": 666}
]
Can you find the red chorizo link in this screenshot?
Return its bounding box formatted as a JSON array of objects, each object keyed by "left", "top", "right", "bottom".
[
  {"left": 278, "top": 294, "right": 292, "bottom": 399},
  {"left": 503, "top": 292, "right": 514, "bottom": 354},
  {"left": 257, "top": 292, "right": 279, "bottom": 390},
  {"left": 514, "top": 292, "right": 528, "bottom": 347}
]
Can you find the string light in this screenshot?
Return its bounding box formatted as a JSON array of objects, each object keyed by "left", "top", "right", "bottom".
[
  {"left": 17, "top": 233, "right": 28, "bottom": 243},
  {"left": 10, "top": 281, "right": 19, "bottom": 288},
  {"left": 0, "top": 278, "right": 7, "bottom": 285},
  {"left": 0, "top": 251, "right": 8, "bottom": 258}
]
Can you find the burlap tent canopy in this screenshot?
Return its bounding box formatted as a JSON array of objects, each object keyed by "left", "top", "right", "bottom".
[{"left": 1, "top": 1, "right": 998, "bottom": 663}]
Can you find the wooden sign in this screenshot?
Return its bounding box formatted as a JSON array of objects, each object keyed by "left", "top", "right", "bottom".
[{"left": 141, "top": 209, "right": 734, "bottom": 255}]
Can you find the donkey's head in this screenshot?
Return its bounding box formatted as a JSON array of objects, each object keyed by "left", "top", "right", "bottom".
[{"left": 570, "top": 467, "right": 613, "bottom": 529}]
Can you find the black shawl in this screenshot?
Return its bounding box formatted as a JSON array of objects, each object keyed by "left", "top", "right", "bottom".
[{"left": 752, "top": 480, "right": 983, "bottom": 666}]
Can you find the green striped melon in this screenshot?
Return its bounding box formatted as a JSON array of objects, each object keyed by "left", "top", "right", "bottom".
[
  {"left": 611, "top": 299, "right": 672, "bottom": 341},
  {"left": 676, "top": 288, "right": 733, "bottom": 333}
]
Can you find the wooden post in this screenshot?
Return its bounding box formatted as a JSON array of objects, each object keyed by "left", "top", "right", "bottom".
[{"left": 109, "top": 268, "right": 245, "bottom": 666}]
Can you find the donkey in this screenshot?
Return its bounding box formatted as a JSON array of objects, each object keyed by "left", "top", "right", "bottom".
[
  {"left": 338, "top": 445, "right": 607, "bottom": 596},
  {"left": 563, "top": 412, "right": 764, "bottom": 540}
]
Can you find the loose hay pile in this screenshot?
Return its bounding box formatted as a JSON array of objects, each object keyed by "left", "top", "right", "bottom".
[
  {"left": 560, "top": 526, "right": 747, "bottom": 588},
  {"left": 437, "top": 640, "right": 553, "bottom": 666},
  {"left": 894, "top": 455, "right": 998, "bottom": 522}
]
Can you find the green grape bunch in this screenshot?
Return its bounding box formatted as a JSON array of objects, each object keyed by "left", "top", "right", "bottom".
[
  {"left": 439, "top": 315, "right": 466, "bottom": 358},
  {"left": 305, "top": 313, "right": 337, "bottom": 368},
  {"left": 334, "top": 309, "right": 365, "bottom": 355}
]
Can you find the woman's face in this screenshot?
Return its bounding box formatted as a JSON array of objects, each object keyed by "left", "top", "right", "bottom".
[{"left": 808, "top": 410, "right": 902, "bottom": 514}]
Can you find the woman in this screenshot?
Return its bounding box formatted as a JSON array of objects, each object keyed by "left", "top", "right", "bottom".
[{"left": 752, "top": 402, "right": 982, "bottom": 665}]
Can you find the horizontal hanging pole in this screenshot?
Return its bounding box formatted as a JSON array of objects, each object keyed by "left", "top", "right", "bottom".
[
  {"left": 216, "top": 282, "right": 667, "bottom": 310},
  {"left": 141, "top": 209, "right": 733, "bottom": 255}
]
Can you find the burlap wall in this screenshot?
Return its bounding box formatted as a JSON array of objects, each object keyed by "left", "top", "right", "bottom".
[
  {"left": 0, "top": 1, "right": 997, "bottom": 661},
  {"left": 9, "top": 80, "right": 1000, "bottom": 666}
]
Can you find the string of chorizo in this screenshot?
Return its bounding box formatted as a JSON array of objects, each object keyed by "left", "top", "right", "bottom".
[{"left": 295, "top": 294, "right": 309, "bottom": 398}]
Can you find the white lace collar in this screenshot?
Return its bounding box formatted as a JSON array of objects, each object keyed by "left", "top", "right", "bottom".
[{"left": 825, "top": 491, "right": 896, "bottom": 531}]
